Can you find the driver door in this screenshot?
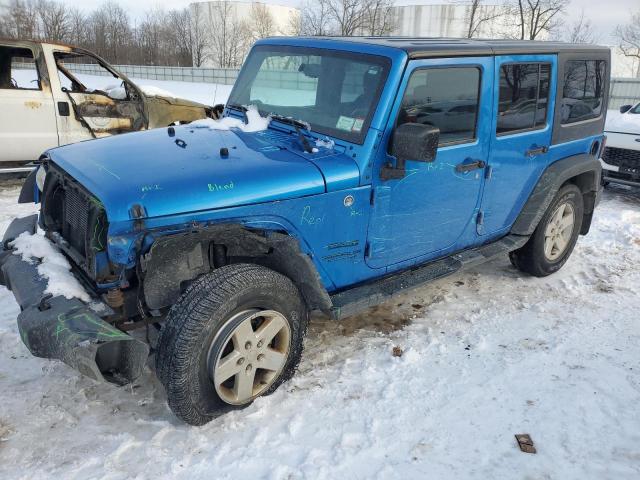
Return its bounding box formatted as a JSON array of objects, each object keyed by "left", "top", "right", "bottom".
[
  {"left": 44, "top": 44, "right": 145, "bottom": 146},
  {"left": 366, "top": 57, "right": 493, "bottom": 269}
]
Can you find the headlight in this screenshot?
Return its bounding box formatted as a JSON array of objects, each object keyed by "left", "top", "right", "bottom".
[{"left": 35, "top": 165, "right": 47, "bottom": 192}]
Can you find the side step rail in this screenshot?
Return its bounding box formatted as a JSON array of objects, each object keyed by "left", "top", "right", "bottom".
[{"left": 329, "top": 234, "right": 529, "bottom": 320}]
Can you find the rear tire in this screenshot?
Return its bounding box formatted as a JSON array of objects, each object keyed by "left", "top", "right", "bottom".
[
  {"left": 155, "top": 264, "right": 308, "bottom": 426},
  {"left": 509, "top": 183, "right": 584, "bottom": 277}
]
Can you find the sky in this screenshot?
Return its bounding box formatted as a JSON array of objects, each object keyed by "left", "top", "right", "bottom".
[{"left": 42, "top": 0, "right": 640, "bottom": 45}]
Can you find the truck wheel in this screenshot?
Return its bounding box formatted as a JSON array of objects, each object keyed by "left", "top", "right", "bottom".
[
  {"left": 509, "top": 184, "right": 584, "bottom": 277},
  {"left": 155, "top": 264, "right": 308, "bottom": 426}
]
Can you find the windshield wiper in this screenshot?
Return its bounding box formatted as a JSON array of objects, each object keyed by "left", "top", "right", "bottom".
[
  {"left": 269, "top": 114, "right": 314, "bottom": 154},
  {"left": 226, "top": 103, "right": 247, "bottom": 113}
]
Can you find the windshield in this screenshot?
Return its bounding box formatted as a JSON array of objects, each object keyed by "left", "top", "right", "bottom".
[{"left": 227, "top": 45, "right": 391, "bottom": 144}]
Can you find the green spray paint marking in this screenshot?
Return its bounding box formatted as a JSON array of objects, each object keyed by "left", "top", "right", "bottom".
[{"left": 208, "top": 181, "right": 234, "bottom": 192}]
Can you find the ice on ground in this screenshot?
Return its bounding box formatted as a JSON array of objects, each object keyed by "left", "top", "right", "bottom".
[
  {"left": 191, "top": 104, "right": 270, "bottom": 132},
  {"left": 9, "top": 230, "right": 90, "bottom": 302}
]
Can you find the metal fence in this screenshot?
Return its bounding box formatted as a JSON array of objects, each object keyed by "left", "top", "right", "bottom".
[
  {"left": 14, "top": 61, "right": 640, "bottom": 107},
  {"left": 64, "top": 63, "right": 241, "bottom": 85}
]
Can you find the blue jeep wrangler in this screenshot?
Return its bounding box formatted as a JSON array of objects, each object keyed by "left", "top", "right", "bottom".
[{"left": 0, "top": 37, "right": 609, "bottom": 425}]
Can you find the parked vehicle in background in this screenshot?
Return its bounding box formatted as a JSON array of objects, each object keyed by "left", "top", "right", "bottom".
[
  {"left": 0, "top": 37, "right": 609, "bottom": 425},
  {"left": 602, "top": 102, "right": 640, "bottom": 187},
  {"left": 0, "top": 39, "right": 216, "bottom": 167}
]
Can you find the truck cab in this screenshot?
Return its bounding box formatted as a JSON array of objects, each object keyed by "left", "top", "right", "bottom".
[
  {"left": 0, "top": 39, "right": 214, "bottom": 165},
  {"left": 0, "top": 37, "right": 609, "bottom": 425}
]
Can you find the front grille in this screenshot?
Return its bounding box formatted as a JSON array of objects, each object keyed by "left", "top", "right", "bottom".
[
  {"left": 41, "top": 165, "right": 108, "bottom": 280},
  {"left": 602, "top": 147, "right": 640, "bottom": 169},
  {"left": 63, "top": 185, "right": 90, "bottom": 256}
]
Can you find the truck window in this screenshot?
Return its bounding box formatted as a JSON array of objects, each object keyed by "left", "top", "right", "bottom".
[
  {"left": 497, "top": 63, "right": 550, "bottom": 135},
  {"left": 397, "top": 67, "right": 481, "bottom": 146},
  {"left": 0, "top": 46, "right": 40, "bottom": 90},
  {"left": 54, "top": 52, "right": 125, "bottom": 98},
  {"left": 561, "top": 60, "right": 606, "bottom": 124}
]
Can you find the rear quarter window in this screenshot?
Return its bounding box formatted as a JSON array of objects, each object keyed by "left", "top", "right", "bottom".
[{"left": 561, "top": 60, "right": 606, "bottom": 124}]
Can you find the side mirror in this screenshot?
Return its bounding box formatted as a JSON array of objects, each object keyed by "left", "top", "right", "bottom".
[
  {"left": 620, "top": 104, "right": 633, "bottom": 114},
  {"left": 382, "top": 123, "right": 439, "bottom": 179}
]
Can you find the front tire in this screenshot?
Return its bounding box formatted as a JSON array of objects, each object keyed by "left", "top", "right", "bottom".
[
  {"left": 155, "top": 264, "right": 308, "bottom": 425},
  {"left": 509, "top": 183, "right": 584, "bottom": 277}
]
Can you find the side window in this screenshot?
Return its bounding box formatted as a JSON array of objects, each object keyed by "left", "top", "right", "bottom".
[
  {"left": 0, "top": 46, "right": 41, "bottom": 90},
  {"left": 561, "top": 60, "right": 606, "bottom": 124},
  {"left": 497, "top": 63, "right": 550, "bottom": 134},
  {"left": 398, "top": 67, "right": 481, "bottom": 145},
  {"left": 54, "top": 52, "right": 125, "bottom": 99}
]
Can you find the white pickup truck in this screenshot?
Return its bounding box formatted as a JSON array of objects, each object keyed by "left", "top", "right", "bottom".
[
  {"left": 602, "top": 102, "right": 640, "bottom": 187},
  {"left": 0, "top": 39, "right": 215, "bottom": 168}
]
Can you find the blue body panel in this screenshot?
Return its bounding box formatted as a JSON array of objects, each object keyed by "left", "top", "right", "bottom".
[{"left": 41, "top": 39, "right": 604, "bottom": 297}]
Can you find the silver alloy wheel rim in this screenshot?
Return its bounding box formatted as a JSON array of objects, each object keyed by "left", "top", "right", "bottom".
[
  {"left": 543, "top": 201, "right": 575, "bottom": 261},
  {"left": 210, "top": 309, "right": 291, "bottom": 406}
]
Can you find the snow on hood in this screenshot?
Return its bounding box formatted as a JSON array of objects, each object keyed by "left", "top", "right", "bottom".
[
  {"left": 10, "top": 230, "right": 90, "bottom": 302},
  {"left": 605, "top": 107, "right": 640, "bottom": 135},
  {"left": 105, "top": 84, "right": 177, "bottom": 100},
  {"left": 191, "top": 105, "right": 270, "bottom": 132}
]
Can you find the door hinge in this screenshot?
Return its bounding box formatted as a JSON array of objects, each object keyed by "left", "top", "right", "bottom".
[
  {"left": 476, "top": 210, "right": 484, "bottom": 226},
  {"left": 364, "top": 242, "right": 370, "bottom": 257},
  {"left": 369, "top": 189, "right": 375, "bottom": 206},
  {"left": 485, "top": 165, "right": 493, "bottom": 180}
]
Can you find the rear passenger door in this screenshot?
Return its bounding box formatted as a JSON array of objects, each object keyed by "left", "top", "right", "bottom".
[{"left": 480, "top": 55, "right": 556, "bottom": 236}]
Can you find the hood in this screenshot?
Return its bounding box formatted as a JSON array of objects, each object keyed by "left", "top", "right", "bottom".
[
  {"left": 46, "top": 125, "right": 357, "bottom": 223},
  {"left": 146, "top": 94, "right": 208, "bottom": 109},
  {"left": 605, "top": 109, "right": 640, "bottom": 135}
]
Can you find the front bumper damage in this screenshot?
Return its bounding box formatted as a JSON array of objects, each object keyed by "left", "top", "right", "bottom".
[{"left": 0, "top": 214, "right": 149, "bottom": 385}]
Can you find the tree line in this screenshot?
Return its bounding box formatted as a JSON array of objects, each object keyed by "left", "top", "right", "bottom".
[{"left": 0, "top": 0, "right": 639, "bottom": 74}]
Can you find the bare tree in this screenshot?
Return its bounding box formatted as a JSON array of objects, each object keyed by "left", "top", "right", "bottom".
[
  {"left": 462, "top": 0, "right": 505, "bottom": 38},
  {"left": 67, "top": 6, "right": 89, "bottom": 46},
  {"left": 362, "top": 0, "right": 395, "bottom": 36},
  {"left": 190, "top": 3, "right": 211, "bottom": 67},
  {"left": 300, "top": 0, "right": 333, "bottom": 36},
  {"left": 326, "top": 0, "right": 369, "bottom": 36},
  {"left": 3, "top": 0, "right": 39, "bottom": 39},
  {"left": 509, "top": 0, "right": 569, "bottom": 40},
  {"left": 615, "top": 10, "right": 640, "bottom": 77},
  {"left": 208, "top": 1, "right": 251, "bottom": 68},
  {"left": 37, "top": 0, "right": 70, "bottom": 42},
  {"left": 563, "top": 9, "right": 597, "bottom": 44},
  {"left": 248, "top": 3, "right": 276, "bottom": 40}
]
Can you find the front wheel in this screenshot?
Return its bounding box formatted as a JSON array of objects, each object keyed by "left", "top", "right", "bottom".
[
  {"left": 509, "top": 183, "right": 584, "bottom": 277},
  {"left": 155, "top": 264, "right": 308, "bottom": 425}
]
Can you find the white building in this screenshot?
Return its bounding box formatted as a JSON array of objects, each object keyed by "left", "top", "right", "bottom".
[
  {"left": 390, "top": 4, "right": 526, "bottom": 40},
  {"left": 190, "top": 0, "right": 300, "bottom": 68}
]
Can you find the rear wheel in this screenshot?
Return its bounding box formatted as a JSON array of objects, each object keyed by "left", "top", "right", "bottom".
[
  {"left": 509, "top": 184, "right": 584, "bottom": 277},
  {"left": 155, "top": 264, "right": 308, "bottom": 425}
]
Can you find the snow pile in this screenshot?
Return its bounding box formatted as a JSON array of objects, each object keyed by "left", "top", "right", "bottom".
[
  {"left": 138, "top": 85, "right": 176, "bottom": 98},
  {"left": 191, "top": 105, "right": 270, "bottom": 132},
  {"left": 9, "top": 231, "right": 90, "bottom": 302},
  {"left": 105, "top": 85, "right": 126, "bottom": 100}
]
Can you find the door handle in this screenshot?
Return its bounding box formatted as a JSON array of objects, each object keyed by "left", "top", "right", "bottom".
[
  {"left": 57, "top": 101, "right": 70, "bottom": 116},
  {"left": 455, "top": 159, "right": 486, "bottom": 173},
  {"left": 525, "top": 145, "right": 549, "bottom": 157}
]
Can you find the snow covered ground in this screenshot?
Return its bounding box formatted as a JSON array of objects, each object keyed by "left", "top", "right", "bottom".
[{"left": 0, "top": 182, "right": 639, "bottom": 479}]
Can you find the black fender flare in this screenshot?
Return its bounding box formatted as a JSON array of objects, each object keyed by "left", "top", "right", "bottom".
[
  {"left": 511, "top": 154, "right": 602, "bottom": 236},
  {"left": 140, "top": 224, "right": 332, "bottom": 313}
]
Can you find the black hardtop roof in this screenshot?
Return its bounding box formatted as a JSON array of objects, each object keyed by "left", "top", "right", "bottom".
[{"left": 303, "top": 36, "right": 610, "bottom": 58}]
